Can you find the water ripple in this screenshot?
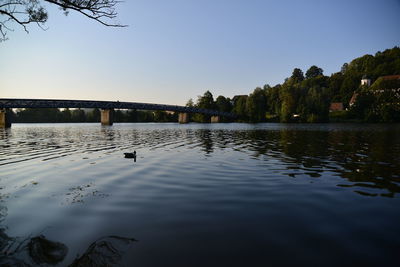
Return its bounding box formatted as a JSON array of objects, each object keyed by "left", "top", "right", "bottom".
[{"left": 1, "top": 123, "right": 400, "bottom": 266}]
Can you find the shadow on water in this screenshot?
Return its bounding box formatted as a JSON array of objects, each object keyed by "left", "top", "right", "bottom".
[
  {"left": 0, "top": 231, "right": 136, "bottom": 266},
  {"left": 0, "top": 207, "right": 136, "bottom": 266},
  {"left": 0, "top": 187, "right": 135, "bottom": 266}
]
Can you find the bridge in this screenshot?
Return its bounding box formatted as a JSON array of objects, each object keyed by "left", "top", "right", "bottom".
[{"left": 0, "top": 98, "right": 236, "bottom": 127}]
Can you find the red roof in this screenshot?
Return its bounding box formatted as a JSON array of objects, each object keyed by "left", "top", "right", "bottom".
[
  {"left": 349, "top": 93, "right": 359, "bottom": 106},
  {"left": 381, "top": 75, "right": 400, "bottom": 80},
  {"left": 329, "top": 102, "right": 344, "bottom": 111}
]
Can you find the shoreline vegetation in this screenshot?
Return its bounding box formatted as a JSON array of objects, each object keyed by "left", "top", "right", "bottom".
[{"left": 8, "top": 47, "right": 400, "bottom": 124}]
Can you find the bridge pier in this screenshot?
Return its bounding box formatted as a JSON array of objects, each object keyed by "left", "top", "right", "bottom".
[
  {"left": 211, "top": 116, "right": 220, "bottom": 123},
  {"left": 0, "top": 109, "right": 11, "bottom": 128},
  {"left": 101, "top": 109, "right": 114, "bottom": 126},
  {"left": 178, "top": 113, "right": 189, "bottom": 124}
]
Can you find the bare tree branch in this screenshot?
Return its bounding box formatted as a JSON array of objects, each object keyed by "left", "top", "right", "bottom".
[{"left": 0, "top": 0, "right": 126, "bottom": 41}]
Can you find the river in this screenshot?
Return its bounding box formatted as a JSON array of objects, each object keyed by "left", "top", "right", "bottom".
[{"left": 1, "top": 123, "right": 399, "bottom": 266}]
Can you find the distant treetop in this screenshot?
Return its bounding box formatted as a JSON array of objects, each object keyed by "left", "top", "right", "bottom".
[{"left": 305, "top": 65, "right": 324, "bottom": 79}]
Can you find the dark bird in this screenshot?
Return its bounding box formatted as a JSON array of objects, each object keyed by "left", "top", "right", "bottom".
[{"left": 124, "top": 151, "right": 136, "bottom": 158}]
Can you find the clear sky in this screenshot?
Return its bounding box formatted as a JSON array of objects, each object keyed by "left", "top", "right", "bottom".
[{"left": 1, "top": 0, "right": 399, "bottom": 105}]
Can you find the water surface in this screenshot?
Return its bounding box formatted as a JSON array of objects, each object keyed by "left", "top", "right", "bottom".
[{"left": 1, "top": 123, "right": 400, "bottom": 266}]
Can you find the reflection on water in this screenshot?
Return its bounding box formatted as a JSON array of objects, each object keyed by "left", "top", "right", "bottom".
[
  {"left": 0, "top": 123, "right": 400, "bottom": 266},
  {"left": 2, "top": 123, "right": 398, "bottom": 197}
]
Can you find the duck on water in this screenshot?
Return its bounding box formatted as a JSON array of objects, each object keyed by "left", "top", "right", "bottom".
[{"left": 124, "top": 151, "right": 136, "bottom": 158}]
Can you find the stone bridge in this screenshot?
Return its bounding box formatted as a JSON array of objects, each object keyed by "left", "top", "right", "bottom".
[{"left": 0, "top": 98, "right": 236, "bottom": 127}]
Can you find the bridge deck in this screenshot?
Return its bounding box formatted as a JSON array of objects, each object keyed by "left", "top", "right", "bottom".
[{"left": 0, "top": 98, "right": 236, "bottom": 118}]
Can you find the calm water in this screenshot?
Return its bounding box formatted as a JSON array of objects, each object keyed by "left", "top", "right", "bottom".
[{"left": 1, "top": 123, "right": 400, "bottom": 266}]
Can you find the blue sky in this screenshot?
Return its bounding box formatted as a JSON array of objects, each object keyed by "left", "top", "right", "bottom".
[{"left": 1, "top": 0, "right": 399, "bottom": 105}]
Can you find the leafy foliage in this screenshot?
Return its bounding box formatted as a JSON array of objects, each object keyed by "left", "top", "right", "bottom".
[
  {"left": 187, "top": 46, "right": 400, "bottom": 123},
  {"left": 0, "top": 0, "right": 125, "bottom": 41},
  {"left": 305, "top": 65, "right": 323, "bottom": 79}
]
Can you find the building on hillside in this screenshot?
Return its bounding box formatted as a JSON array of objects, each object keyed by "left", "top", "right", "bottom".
[
  {"left": 349, "top": 74, "right": 370, "bottom": 107},
  {"left": 349, "top": 74, "right": 400, "bottom": 108},
  {"left": 361, "top": 74, "right": 371, "bottom": 86},
  {"left": 329, "top": 102, "right": 344, "bottom": 112}
]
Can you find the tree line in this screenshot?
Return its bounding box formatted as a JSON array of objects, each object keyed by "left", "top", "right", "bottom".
[
  {"left": 8, "top": 47, "right": 400, "bottom": 124},
  {"left": 8, "top": 108, "right": 178, "bottom": 123},
  {"left": 188, "top": 46, "right": 400, "bottom": 123}
]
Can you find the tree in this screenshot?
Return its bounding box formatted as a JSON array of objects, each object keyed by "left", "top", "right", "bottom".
[
  {"left": 86, "top": 108, "right": 100, "bottom": 122},
  {"left": 341, "top": 63, "right": 348, "bottom": 74},
  {"left": 197, "top": 90, "right": 215, "bottom": 110},
  {"left": 246, "top": 87, "right": 267, "bottom": 122},
  {"left": 305, "top": 65, "right": 324, "bottom": 79},
  {"left": 186, "top": 98, "right": 194, "bottom": 107},
  {"left": 232, "top": 95, "right": 248, "bottom": 121},
  {"left": 303, "top": 86, "right": 330, "bottom": 122},
  {"left": 291, "top": 68, "right": 304, "bottom": 82},
  {"left": 154, "top": 110, "right": 167, "bottom": 122},
  {"left": 71, "top": 108, "right": 86, "bottom": 122},
  {"left": 0, "top": 0, "right": 126, "bottom": 41},
  {"left": 15, "top": 107, "right": 62, "bottom": 122},
  {"left": 328, "top": 72, "right": 344, "bottom": 101},
  {"left": 265, "top": 84, "right": 281, "bottom": 116},
  {"left": 61, "top": 108, "right": 72, "bottom": 121},
  {"left": 348, "top": 91, "right": 375, "bottom": 122},
  {"left": 126, "top": 109, "right": 138, "bottom": 122},
  {"left": 114, "top": 109, "right": 125, "bottom": 122},
  {"left": 340, "top": 76, "right": 359, "bottom": 104},
  {"left": 279, "top": 84, "right": 296, "bottom": 122},
  {"left": 194, "top": 90, "right": 216, "bottom": 122},
  {"left": 215, "top": 95, "right": 232, "bottom": 113}
]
